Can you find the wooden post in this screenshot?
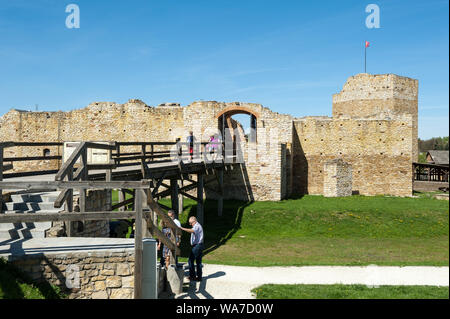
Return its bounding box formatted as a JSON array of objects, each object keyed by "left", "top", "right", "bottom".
[
  {"left": 65, "top": 166, "right": 74, "bottom": 237},
  {"left": 0, "top": 146, "right": 3, "bottom": 214},
  {"left": 134, "top": 189, "right": 143, "bottom": 299},
  {"left": 131, "top": 189, "right": 136, "bottom": 211},
  {"left": 218, "top": 169, "right": 223, "bottom": 217},
  {"left": 79, "top": 145, "right": 87, "bottom": 217},
  {"left": 178, "top": 180, "right": 183, "bottom": 218},
  {"left": 118, "top": 189, "right": 125, "bottom": 211},
  {"left": 105, "top": 166, "right": 112, "bottom": 211},
  {"left": 170, "top": 179, "right": 179, "bottom": 218},
  {"left": 197, "top": 173, "right": 204, "bottom": 225},
  {"left": 140, "top": 145, "right": 146, "bottom": 178}
]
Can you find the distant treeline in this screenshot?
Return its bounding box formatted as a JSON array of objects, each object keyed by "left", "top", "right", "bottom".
[{"left": 418, "top": 136, "right": 449, "bottom": 152}]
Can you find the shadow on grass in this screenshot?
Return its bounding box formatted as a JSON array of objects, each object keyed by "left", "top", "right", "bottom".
[
  {"left": 177, "top": 199, "right": 252, "bottom": 259},
  {"left": 0, "top": 258, "right": 62, "bottom": 299}
]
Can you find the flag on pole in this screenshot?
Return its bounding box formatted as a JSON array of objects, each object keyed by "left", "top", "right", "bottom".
[{"left": 364, "top": 41, "right": 370, "bottom": 73}]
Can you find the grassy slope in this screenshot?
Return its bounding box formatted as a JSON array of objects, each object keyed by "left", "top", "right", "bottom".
[
  {"left": 252, "top": 284, "right": 449, "bottom": 299},
  {"left": 0, "top": 258, "right": 63, "bottom": 299},
  {"left": 158, "top": 195, "right": 449, "bottom": 266}
]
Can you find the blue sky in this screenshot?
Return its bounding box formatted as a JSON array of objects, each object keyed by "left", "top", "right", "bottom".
[{"left": 0, "top": 0, "right": 448, "bottom": 139}]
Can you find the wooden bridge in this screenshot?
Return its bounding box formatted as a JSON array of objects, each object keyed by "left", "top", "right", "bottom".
[{"left": 0, "top": 140, "right": 237, "bottom": 298}]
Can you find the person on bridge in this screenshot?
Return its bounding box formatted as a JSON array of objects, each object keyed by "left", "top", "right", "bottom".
[
  {"left": 180, "top": 216, "right": 204, "bottom": 281},
  {"left": 186, "top": 131, "right": 196, "bottom": 161}
]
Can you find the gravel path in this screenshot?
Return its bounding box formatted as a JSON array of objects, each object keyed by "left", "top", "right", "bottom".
[{"left": 175, "top": 264, "right": 449, "bottom": 299}]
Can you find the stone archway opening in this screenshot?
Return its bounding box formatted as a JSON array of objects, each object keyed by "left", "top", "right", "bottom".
[{"left": 216, "top": 106, "right": 259, "bottom": 161}]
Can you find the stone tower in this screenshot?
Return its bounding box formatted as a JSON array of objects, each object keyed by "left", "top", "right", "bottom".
[{"left": 332, "top": 73, "right": 419, "bottom": 161}]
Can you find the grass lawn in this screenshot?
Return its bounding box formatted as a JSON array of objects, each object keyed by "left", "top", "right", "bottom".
[
  {"left": 0, "top": 258, "right": 64, "bottom": 299},
  {"left": 156, "top": 194, "right": 449, "bottom": 266},
  {"left": 251, "top": 284, "right": 449, "bottom": 299}
]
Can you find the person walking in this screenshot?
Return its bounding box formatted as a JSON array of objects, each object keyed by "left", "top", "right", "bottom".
[{"left": 180, "top": 216, "right": 204, "bottom": 281}]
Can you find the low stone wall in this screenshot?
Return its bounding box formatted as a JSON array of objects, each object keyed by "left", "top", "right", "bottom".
[{"left": 1, "top": 238, "right": 136, "bottom": 299}]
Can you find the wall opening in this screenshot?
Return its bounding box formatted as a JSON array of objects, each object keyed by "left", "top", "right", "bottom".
[{"left": 217, "top": 109, "right": 258, "bottom": 161}]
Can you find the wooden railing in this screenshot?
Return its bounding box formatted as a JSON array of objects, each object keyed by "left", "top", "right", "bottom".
[
  {"left": 413, "top": 162, "right": 449, "bottom": 183},
  {"left": 53, "top": 142, "right": 116, "bottom": 236},
  {"left": 0, "top": 141, "right": 64, "bottom": 214},
  {"left": 0, "top": 139, "right": 227, "bottom": 292},
  {"left": 0, "top": 179, "right": 179, "bottom": 299}
]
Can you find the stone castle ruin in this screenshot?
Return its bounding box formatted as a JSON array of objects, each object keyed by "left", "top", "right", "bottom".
[{"left": 0, "top": 73, "right": 418, "bottom": 200}]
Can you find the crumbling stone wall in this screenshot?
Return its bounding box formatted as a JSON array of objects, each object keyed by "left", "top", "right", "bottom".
[
  {"left": 332, "top": 73, "right": 418, "bottom": 162},
  {"left": 0, "top": 73, "right": 418, "bottom": 199}
]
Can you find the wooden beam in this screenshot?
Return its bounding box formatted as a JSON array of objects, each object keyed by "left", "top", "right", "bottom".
[
  {"left": 134, "top": 189, "right": 143, "bottom": 299},
  {"left": 0, "top": 180, "right": 151, "bottom": 190},
  {"left": 111, "top": 197, "right": 134, "bottom": 210},
  {"left": 170, "top": 179, "right": 179, "bottom": 215},
  {"left": 0, "top": 147, "right": 3, "bottom": 214},
  {"left": 177, "top": 180, "right": 183, "bottom": 218},
  {"left": 151, "top": 172, "right": 168, "bottom": 197},
  {"left": 197, "top": 173, "right": 204, "bottom": 224},
  {"left": 179, "top": 190, "right": 199, "bottom": 202},
  {"left": 84, "top": 142, "right": 116, "bottom": 150},
  {"left": 146, "top": 192, "right": 180, "bottom": 233},
  {"left": 54, "top": 165, "right": 85, "bottom": 208},
  {"left": 0, "top": 211, "right": 137, "bottom": 223},
  {"left": 156, "top": 181, "right": 196, "bottom": 199},
  {"left": 0, "top": 142, "right": 15, "bottom": 148},
  {"left": 217, "top": 168, "right": 223, "bottom": 217},
  {"left": 147, "top": 222, "right": 180, "bottom": 254},
  {"left": 55, "top": 142, "right": 85, "bottom": 181},
  {"left": 157, "top": 202, "right": 172, "bottom": 211},
  {"left": 1, "top": 164, "right": 13, "bottom": 172},
  {"left": 4, "top": 156, "right": 62, "bottom": 162},
  {"left": 2, "top": 142, "right": 62, "bottom": 147},
  {"left": 65, "top": 167, "right": 74, "bottom": 237}
]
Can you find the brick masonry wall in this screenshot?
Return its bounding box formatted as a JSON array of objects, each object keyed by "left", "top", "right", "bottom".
[{"left": 6, "top": 250, "right": 135, "bottom": 299}]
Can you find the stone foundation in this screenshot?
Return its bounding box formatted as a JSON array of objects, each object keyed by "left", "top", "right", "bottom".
[{"left": 1, "top": 238, "right": 136, "bottom": 299}]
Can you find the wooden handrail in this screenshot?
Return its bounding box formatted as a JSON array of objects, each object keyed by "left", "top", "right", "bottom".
[
  {"left": 0, "top": 180, "right": 151, "bottom": 190},
  {"left": 0, "top": 210, "right": 139, "bottom": 223},
  {"left": 4, "top": 155, "right": 62, "bottom": 162},
  {"left": 55, "top": 142, "right": 85, "bottom": 181},
  {"left": 0, "top": 141, "right": 63, "bottom": 148}
]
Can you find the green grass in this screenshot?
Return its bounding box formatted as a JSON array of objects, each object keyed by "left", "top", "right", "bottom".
[
  {"left": 159, "top": 194, "right": 449, "bottom": 266},
  {"left": 251, "top": 284, "right": 449, "bottom": 299},
  {"left": 0, "top": 258, "right": 64, "bottom": 299}
]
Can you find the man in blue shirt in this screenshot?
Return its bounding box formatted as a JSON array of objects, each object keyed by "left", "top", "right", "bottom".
[{"left": 180, "top": 216, "right": 204, "bottom": 281}]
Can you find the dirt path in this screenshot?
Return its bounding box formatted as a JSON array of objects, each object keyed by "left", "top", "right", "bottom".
[{"left": 175, "top": 264, "right": 449, "bottom": 299}]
